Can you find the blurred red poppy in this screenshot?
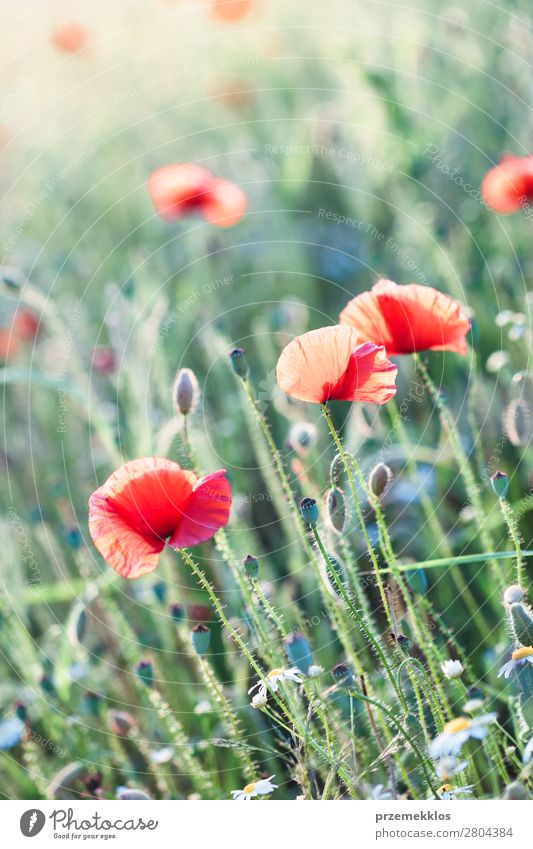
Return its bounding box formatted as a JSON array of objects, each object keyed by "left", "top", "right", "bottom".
[
  {"left": 481, "top": 154, "right": 533, "bottom": 213},
  {"left": 88, "top": 458, "right": 231, "bottom": 579},
  {"left": 0, "top": 308, "right": 40, "bottom": 362},
  {"left": 211, "top": 0, "right": 252, "bottom": 21},
  {"left": 276, "top": 324, "right": 397, "bottom": 405},
  {"left": 147, "top": 164, "right": 246, "bottom": 227},
  {"left": 51, "top": 22, "right": 89, "bottom": 54},
  {"left": 339, "top": 279, "right": 470, "bottom": 356}
]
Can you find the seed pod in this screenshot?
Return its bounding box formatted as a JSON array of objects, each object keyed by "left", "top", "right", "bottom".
[
  {"left": 169, "top": 602, "right": 185, "bottom": 623},
  {"left": 331, "top": 663, "right": 353, "bottom": 686},
  {"left": 299, "top": 497, "right": 318, "bottom": 526},
  {"left": 134, "top": 659, "right": 154, "bottom": 688},
  {"left": 491, "top": 470, "right": 509, "bottom": 498},
  {"left": 326, "top": 486, "right": 347, "bottom": 534},
  {"left": 368, "top": 463, "right": 393, "bottom": 499},
  {"left": 510, "top": 602, "right": 533, "bottom": 647},
  {"left": 504, "top": 398, "right": 532, "bottom": 447},
  {"left": 191, "top": 623, "right": 211, "bottom": 656},
  {"left": 152, "top": 580, "right": 167, "bottom": 605},
  {"left": 285, "top": 632, "right": 313, "bottom": 675},
  {"left": 173, "top": 368, "right": 200, "bottom": 416}
]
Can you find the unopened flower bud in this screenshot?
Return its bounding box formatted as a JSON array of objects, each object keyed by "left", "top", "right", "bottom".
[
  {"left": 152, "top": 580, "right": 167, "bottom": 604},
  {"left": 299, "top": 497, "right": 318, "bottom": 526},
  {"left": 108, "top": 710, "right": 137, "bottom": 736},
  {"left": 503, "top": 585, "right": 525, "bottom": 606},
  {"left": 169, "top": 602, "right": 185, "bottom": 623},
  {"left": 307, "top": 664, "right": 324, "bottom": 678},
  {"left": 286, "top": 632, "right": 313, "bottom": 675},
  {"left": 243, "top": 553, "right": 259, "bottom": 579},
  {"left": 229, "top": 347, "right": 248, "bottom": 378},
  {"left": 491, "top": 470, "right": 509, "bottom": 498},
  {"left": 332, "top": 663, "right": 353, "bottom": 687},
  {"left": 326, "top": 486, "right": 346, "bottom": 534},
  {"left": 251, "top": 693, "right": 267, "bottom": 709},
  {"left": 14, "top": 701, "right": 28, "bottom": 722},
  {"left": 173, "top": 368, "right": 199, "bottom": 416},
  {"left": 288, "top": 422, "right": 317, "bottom": 455},
  {"left": 368, "top": 463, "right": 393, "bottom": 499},
  {"left": 134, "top": 659, "right": 154, "bottom": 688},
  {"left": 191, "top": 623, "right": 211, "bottom": 656}
]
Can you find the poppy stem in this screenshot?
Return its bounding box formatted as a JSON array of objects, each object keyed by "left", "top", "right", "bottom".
[
  {"left": 320, "top": 403, "right": 394, "bottom": 630},
  {"left": 498, "top": 497, "right": 524, "bottom": 587}
]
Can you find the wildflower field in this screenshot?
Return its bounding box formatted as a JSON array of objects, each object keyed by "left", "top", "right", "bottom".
[{"left": 1, "top": 0, "right": 533, "bottom": 804}]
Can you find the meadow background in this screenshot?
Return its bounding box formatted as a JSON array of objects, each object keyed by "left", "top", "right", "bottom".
[{"left": 1, "top": 0, "right": 533, "bottom": 801}]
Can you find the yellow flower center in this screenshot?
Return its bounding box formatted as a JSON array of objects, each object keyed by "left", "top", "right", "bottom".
[
  {"left": 511, "top": 646, "right": 533, "bottom": 661},
  {"left": 267, "top": 668, "right": 283, "bottom": 680},
  {"left": 444, "top": 717, "right": 471, "bottom": 735},
  {"left": 438, "top": 784, "right": 452, "bottom": 794},
  {"left": 243, "top": 782, "right": 257, "bottom": 794}
]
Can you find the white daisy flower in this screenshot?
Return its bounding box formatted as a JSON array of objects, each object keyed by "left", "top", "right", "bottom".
[
  {"left": 248, "top": 667, "right": 303, "bottom": 701},
  {"left": 367, "top": 783, "right": 392, "bottom": 800},
  {"left": 437, "top": 783, "right": 475, "bottom": 800},
  {"left": 463, "top": 698, "right": 485, "bottom": 714},
  {"left": 435, "top": 757, "right": 468, "bottom": 782},
  {"left": 429, "top": 714, "right": 498, "bottom": 759},
  {"left": 523, "top": 736, "right": 533, "bottom": 765},
  {"left": 441, "top": 660, "right": 464, "bottom": 679},
  {"left": 231, "top": 775, "right": 277, "bottom": 800},
  {"left": 498, "top": 646, "right": 533, "bottom": 678}
]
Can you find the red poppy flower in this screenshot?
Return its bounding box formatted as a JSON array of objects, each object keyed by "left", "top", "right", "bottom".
[
  {"left": 88, "top": 458, "right": 231, "bottom": 579},
  {"left": 211, "top": 0, "right": 252, "bottom": 21},
  {"left": 339, "top": 279, "right": 470, "bottom": 356},
  {"left": 0, "top": 308, "right": 40, "bottom": 362},
  {"left": 147, "top": 164, "right": 246, "bottom": 227},
  {"left": 276, "top": 325, "right": 397, "bottom": 405},
  {"left": 481, "top": 154, "right": 533, "bottom": 213},
  {"left": 51, "top": 22, "right": 89, "bottom": 54}
]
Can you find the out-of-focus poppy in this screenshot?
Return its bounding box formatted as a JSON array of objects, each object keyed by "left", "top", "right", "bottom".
[
  {"left": 276, "top": 324, "right": 397, "bottom": 405},
  {"left": 147, "top": 164, "right": 246, "bottom": 227},
  {"left": 91, "top": 346, "right": 116, "bottom": 376},
  {"left": 481, "top": 154, "right": 533, "bottom": 213},
  {"left": 0, "top": 308, "right": 40, "bottom": 362},
  {"left": 88, "top": 458, "right": 231, "bottom": 579},
  {"left": 339, "top": 279, "right": 470, "bottom": 356},
  {"left": 211, "top": 0, "right": 252, "bottom": 22},
  {"left": 51, "top": 22, "right": 89, "bottom": 54}
]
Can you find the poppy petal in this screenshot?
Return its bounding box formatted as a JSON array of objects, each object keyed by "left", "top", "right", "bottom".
[
  {"left": 202, "top": 179, "right": 247, "bottom": 227},
  {"left": 340, "top": 279, "right": 470, "bottom": 356},
  {"left": 147, "top": 164, "right": 213, "bottom": 221},
  {"left": 169, "top": 469, "right": 231, "bottom": 548},
  {"left": 276, "top": 324, "right": 397, "bottom": 404},
  {"left": 481, "top": 154, "right": 533, "bottom": 213}
]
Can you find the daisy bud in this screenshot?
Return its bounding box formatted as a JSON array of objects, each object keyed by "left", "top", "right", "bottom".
[
  {"left": 326, "top": 486, "right": 347, "bottom": 534},
  {"left": 299, "top": 496, "right": 318, "bottom": 526},
  {"left": 134, "top": 659, "right": 155, "bottom": 688},
  {"left": 332, "top": 663, "right": 353, "bottom": 687},
  {"left": 173, "top": 368, "right": 200, "bottom": 416},
  {"left": 368, "top": 462, "right": 393, "bottom": 499},
  {"left": 243, "top": 553, "right": 259, "bottom": 579},
  {"left": 169, "top": 602, "right": 185, "bottom": 623},
  {"left": 503, "top": 782, "right": 530, "bottom": 800},
  {"left": 307, "top": 664, "right": 324, "bottom": 678},
  {"left": 491, "top": 470, "right": 509, "bottom": 498},
  {"left": 503, "top": 585, "right": 525, "bottom": 605},
  {"left": 441, "top": 659, "right": 464, "bottom": 679},
  {"left": 510, "top": 602, "right": 533, "bottom": 648},
  {"left": 286, "top": 632, "right": 313, "bottom": 675},
  {"left": 229, "top": 347, "right": 248, "bottom": 379},
  {"left": 251, "top": 693, "right": 267, "bottom": 709},
  {"left": 191, "top": 623, "right": 211, "bottom": 656}
]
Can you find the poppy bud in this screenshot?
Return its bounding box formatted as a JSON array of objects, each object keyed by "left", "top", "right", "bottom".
[
  {"left": 243, "top": 553, "right": 259, "bottom": 579},
  {"left": 108, "top": 710, "right": 137, "bottom": 736},
  {"left": 134, "top": 659, "right": 154, "bottom": 688},
  {"left": 330, "top": 454, "right": 344, "bottom": 486},
  {"left": 332, "top": 663, "right": 353, "bottom": 686},
  {"left": 326, "top": 486, "right": 346, "bottom": 534},
  {"left": 504, "top": 398, "right": 532, "bottom": 447},
  {"left": 173, "top": 368, "right": 200, "bottom": 416},
  {"left": 82, "top": 691, "right": 101, "bottom": 718},
  {"left": 368, "top": 463, "right": 393, "bottom": 499},
  {"left": 191, "top": 623, "right": 211, "bottom": 656},
  {"left": 405, "top": 567, "right": 428, "bottom": 595},
  {"left": 152, "top": 581, "right": 167, "bottom": 605},
  {"left": 40, "top": 674, "right": 55, "bottom": 696},
  {"left": 491, "top": 470, "right": 509, "bottom": 498},
  {"left": 510, "top": 602, "right": 533, "bottom": 647},
  {"left": 169, "top": 602, "right": 185, "bottom": 623},
  {"left": 229, "top": 348, "right": 248, "bottom": 378},
  {"left": 299, "top": 497, "right": 318, "bottom": 526},
  {"left": 14, "top": 701, "right": 28, "bottom": 722},
  {"left": 286, "top": 632, "right": 313, "bottom": 675},
  {"left": 288, "top": 421, "right": 317, "bottom": 455}
]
